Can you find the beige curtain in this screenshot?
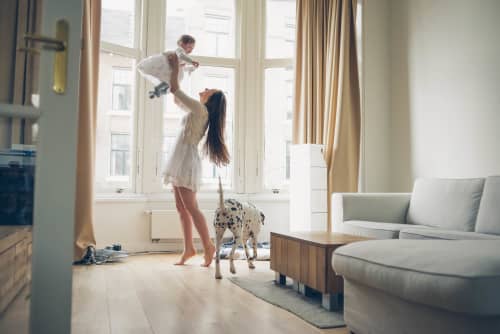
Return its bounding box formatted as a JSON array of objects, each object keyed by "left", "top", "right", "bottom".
[
  {"left": 293, "top": 0, "right": 360, "bottom": 231},
  {"left": 74, "top": 0, "right": 101, "bottom": 261}
]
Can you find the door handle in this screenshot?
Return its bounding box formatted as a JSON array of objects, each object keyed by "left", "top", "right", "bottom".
[
  {"left": 17, "top": 19, "right": 69, "bottom": 94},
  {"left": 24, "top": 34, "right": 66, "bottom": 51}
]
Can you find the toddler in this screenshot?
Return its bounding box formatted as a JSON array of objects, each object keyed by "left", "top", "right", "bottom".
[{"left": 137, "top": 34, "right": 200, "bottom": 99}]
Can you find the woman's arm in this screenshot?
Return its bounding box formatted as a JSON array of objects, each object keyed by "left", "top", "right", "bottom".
[
  {"left": 167, "top": 54, "right": 180, "bottom": 93},
  {"left": 167, "top": 54, "right": 203, "bottom": 112},
  {"left": 173, "top": 90, "right": 203, "bottom": 113}
]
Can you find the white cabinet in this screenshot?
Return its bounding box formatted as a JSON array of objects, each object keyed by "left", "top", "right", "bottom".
[{"left": 290, "top": 144, "right": 328, "bottom": 231}]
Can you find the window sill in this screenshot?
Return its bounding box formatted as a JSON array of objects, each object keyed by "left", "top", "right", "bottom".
[
  {"left": 95, "top": 191, "right": 289, "bottom": 203},
  {"left": 95, "top": 193, "right": 148, "bottom": 203}
]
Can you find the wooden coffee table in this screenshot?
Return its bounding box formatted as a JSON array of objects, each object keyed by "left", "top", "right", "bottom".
[{"left": 270, "top": 231, "right": 370, "bottom": 311}]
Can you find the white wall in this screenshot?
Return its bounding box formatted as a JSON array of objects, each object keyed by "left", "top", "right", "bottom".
[
  {"left": 390, "top": 0, "right": 500, "bottom": 190},
  {"left": 361, "top": 0, "right": 392, "bottom": 192},
  {"left": 94, "top": 195, "right": 289, "bottom": 252}
]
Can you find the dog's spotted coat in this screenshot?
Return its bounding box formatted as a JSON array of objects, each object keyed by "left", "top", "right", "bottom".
[{"left": 214, "top": 185, "right": 265, "bottom": 279}]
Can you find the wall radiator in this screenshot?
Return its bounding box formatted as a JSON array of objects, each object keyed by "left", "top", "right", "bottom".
[{"left": 148, "top": 210, "right": 216, "bottom": 241}]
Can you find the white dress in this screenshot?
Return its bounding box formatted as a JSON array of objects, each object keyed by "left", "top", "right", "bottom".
[
  {"left": 163, "top": 89, "right": 208, "bottom": 192},
  {"left": 136, "top": 47, "right": 195, "bottom": 86}
]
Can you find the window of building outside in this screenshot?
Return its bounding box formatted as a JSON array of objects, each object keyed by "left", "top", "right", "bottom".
[
  {"left": 95, "top": 0, "right": 296, "bottom": 194},
  {"left": 110, "top": 134, "right": 130, "bottom": 176},
  {"left": 112, "top": 68, "right": 132, "bottom": 111}
]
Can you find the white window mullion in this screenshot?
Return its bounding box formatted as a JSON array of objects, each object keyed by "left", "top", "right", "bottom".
[
  {"left": 133, "top": 0, "right": 149, "bottom": 194},
  {"left": 141, "top": 0, "right": 166, "bottom": 194},
  {"left": 100, "top": 42, "right": 141, "bottom": 59},
  {"left": 263, "top": 58, "right": 294, "bottom": 69},
  {"left": 190, "top": 56, "right": 239, "bottom": 68}
]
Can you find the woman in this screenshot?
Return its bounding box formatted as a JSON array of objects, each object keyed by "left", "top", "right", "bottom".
[{"left": 164, "top": 53, "right": 230, "bottom": 266}]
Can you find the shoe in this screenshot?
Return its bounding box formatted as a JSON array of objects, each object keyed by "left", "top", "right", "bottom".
[
  {"left": 149, "top": 82, "right": 169, "bottom": 99},
  {"left": 95, "top": 248, "right": 128, "bottom": 264},
  {"left": 73, "top": 245, "right": 96, "bottom": 265}
]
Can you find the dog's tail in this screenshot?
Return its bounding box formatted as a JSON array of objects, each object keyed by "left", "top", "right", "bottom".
[{"left": 218, "top": 176, "right": 224, "bottom": 210}]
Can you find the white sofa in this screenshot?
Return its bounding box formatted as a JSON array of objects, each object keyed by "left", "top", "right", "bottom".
[{"left": 331, "top": 176, "right": 500, "bottom": 334}]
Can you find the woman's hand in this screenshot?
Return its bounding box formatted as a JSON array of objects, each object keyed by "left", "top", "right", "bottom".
[{"left": 167, "top": 54, "right": 180, "bottom": 93}]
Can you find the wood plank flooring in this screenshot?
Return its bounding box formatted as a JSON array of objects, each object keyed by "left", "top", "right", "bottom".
[{"left": 1, "top": 254, "right": 349, "bottom": 334}]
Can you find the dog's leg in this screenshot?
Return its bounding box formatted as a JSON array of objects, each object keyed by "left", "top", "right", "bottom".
[
  {"left": 242, "top": 233, "right": 255, "bottom": 269},
  {"left": 215, "top": 228, "right": 225, "bottom": 279},
  {"left": 251, "top": 237, "right": 258, "bottom": 263},
  {"left": 229, "top": 231, "right": 242, "bottom": 275}
]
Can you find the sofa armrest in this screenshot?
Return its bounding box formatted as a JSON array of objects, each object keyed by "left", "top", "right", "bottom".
[{"left": 332, "top": 193, "right": 412, "bottom": 232}]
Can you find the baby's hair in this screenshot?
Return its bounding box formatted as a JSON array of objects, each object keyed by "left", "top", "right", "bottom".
[{"left": 177, "top": 34, "right": 196, "bottom": 46}]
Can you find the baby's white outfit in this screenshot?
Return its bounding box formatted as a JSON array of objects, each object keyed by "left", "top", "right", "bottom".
[
  {"left": 163, "top": 89, "right": 208, "bottom": 192},
  {"left": 136, "top": 47, "right": 195, "bottom": 87}
]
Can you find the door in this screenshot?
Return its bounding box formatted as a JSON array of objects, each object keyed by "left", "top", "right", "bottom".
[{"left": 0, "top": 0, "right": 84, "bottom": 333}]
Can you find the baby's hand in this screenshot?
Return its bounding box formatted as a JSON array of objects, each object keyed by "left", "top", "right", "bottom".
[{"left": 192, "top": 61, "right": 200, "bottom": 68}]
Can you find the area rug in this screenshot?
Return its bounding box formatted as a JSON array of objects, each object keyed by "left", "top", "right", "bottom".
[{"left": 228, "top": 273, "right": 345, "bottom": 329}]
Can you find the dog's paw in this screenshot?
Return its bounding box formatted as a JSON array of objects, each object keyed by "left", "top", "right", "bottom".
[
  {"left": 249, "top": 263, "right": 255, "bottom": 269},
  {"left": 215, "top": 274, "right": 223, "bottom": 279},
  {"left": 230, "top": 267, "right": 237, "bottom": 274}
]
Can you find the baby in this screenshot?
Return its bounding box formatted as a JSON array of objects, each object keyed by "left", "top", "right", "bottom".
[{"left": 137, "top": 34, "right": 200, "bottom": 99}]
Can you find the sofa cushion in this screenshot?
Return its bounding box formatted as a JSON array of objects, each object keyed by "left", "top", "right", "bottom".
[
  {"left": 340, "top": 220, "right": 430, "bottom": 239},
  {"left": 406, "top": 178, "right": 485, "bottom": 231},
  {"left": 333, "top": 239, "right": 500, "bottom": 316},
  {"left": 399, "top": 227, "right": 500, "bottom": 240},
  {"left": 475, "top": 176, "right": 500, "bottom": 235}
]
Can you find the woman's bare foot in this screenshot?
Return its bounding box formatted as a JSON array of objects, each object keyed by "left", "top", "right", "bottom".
[
  {"left": 201, "top": 243, "right": 216, "bottom": 267},
  {"left": 174, "top": 249, "right": 196, "bottom": 265}
]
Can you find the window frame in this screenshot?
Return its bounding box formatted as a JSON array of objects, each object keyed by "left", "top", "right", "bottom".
[{"left": 96, "top": 0, "right": 296, "bottom": 196}]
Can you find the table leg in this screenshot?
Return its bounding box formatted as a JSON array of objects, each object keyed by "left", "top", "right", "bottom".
[
  {"left": 322, "top": 293, "right": 343, "bottom": 311},
  {"left": 298, "top": 283, "right": 314, "bottom": 297},
  {"left": 275, "top": 272, "right": 286, "bottom": 285}
]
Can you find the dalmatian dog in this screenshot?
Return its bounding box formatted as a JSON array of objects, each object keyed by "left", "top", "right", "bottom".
[{"left": 214, "top": 178, "right": 265, "bottom": 279}]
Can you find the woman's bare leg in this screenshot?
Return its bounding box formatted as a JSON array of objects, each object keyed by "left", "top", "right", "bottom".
[
  {"left": 178, "top": 187, "right": 216, "bottom": 267},
  {"left": 173, "top": 186, "right": 196, "bottom": 265}
]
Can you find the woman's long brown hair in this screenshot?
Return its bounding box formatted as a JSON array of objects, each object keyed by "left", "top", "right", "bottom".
[{"left": 203, "top": 91, "right": 230, "bottom": 166}]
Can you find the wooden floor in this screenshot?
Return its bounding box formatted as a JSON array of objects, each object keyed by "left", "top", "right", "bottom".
[{"left": 1, "top": 254, "right": 349, "bottom": 334}]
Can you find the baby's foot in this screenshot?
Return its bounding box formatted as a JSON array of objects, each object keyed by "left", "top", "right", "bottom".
[
  {"left": 201, "top": 244, "right": 216, "bottom": 267},
  {"left": 174, "top": 249, "right": 196, "bottom": 265}
]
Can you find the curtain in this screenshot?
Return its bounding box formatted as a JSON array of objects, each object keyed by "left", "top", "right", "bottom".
[
  {"left": 293, "top": 0, "right": 360, "bottom": 231},
  {"left": 74, "top": 0, "right": 101, "bottom": 261}
]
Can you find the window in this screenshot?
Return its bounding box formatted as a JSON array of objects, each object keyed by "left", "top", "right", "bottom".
[
  {"left": 286, "top": 140, "right": 291, "bottom": 180},
  {"left": 286, "top": 77, "right": 294, "bottom": 120},
  {"left": 95, "top": 1, "right": 139, "bottom": 192},
  {"left": 205, "top": 11, "right": 232, "bottom": 56},
  {"left": 165, "top": 0, "right": 235, "bottom": 58},
  {"left": 164, "top": 0, "right": 236, "bottom": 189},
  {"left": 101, "top": 0, "right": 137, "bottom": 48},
  {"left": 263, "top": 0, "right": 296, "bottom": 190},
  {"left": 110, "top": 134, "right": 130, "bottom": 176},
  {"left": 266, "top": 0, "right": 296, "bottom": 58},
  {"left": 95, "top": 0, "right": 296, "bottom": 194},
  {"left": 263, "top": 67, "right": 294, "bottom": 188},
  {"left": 112, "top": 68, "right": 132, "bottom": 111}
]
